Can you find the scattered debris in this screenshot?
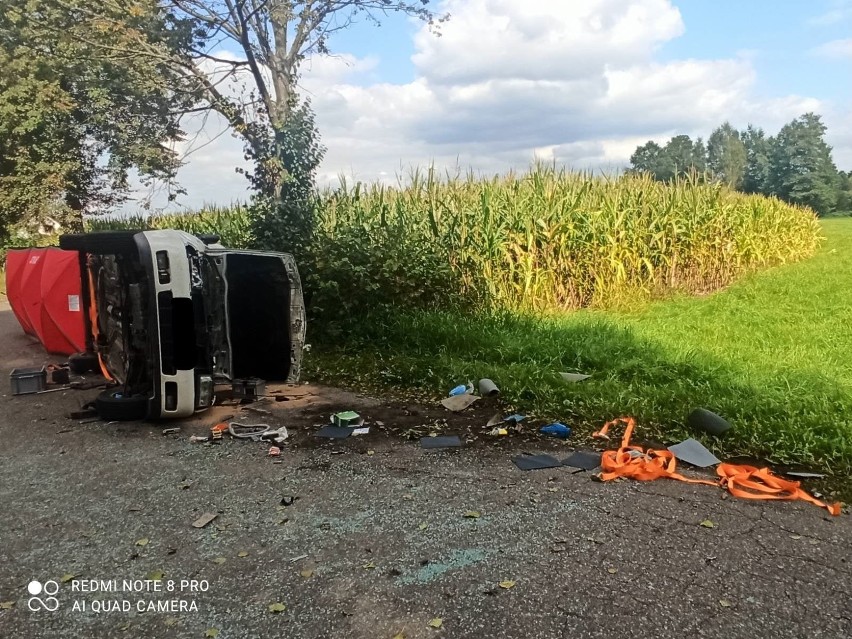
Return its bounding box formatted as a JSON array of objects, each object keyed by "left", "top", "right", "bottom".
[
  {"left": 420, "top": 435, "right": 463, "bottom": 449},
  {"left": 428, "top": 618, "right": 443, "bottom": 629},
  {"left": 562, "top": 450, "right": 602, "bottom": 470},
  {"left": 289, "top": 554, "right": 308, "bottom": 562},
  {"left": 210, "top": 423, "right": 228, "bottom": 441},
  {"left": 161, "top": 427, "right": 180, "bottom": 436},
  {"left": 300, "top": 569, "right": 313, "bottom": 578},
  {"left": 280, "top": 495, "right": 296, "bottom": 507},
  {"left": 352, "top": 427, "right": 370, "bottom": 436},
  {"left": 135, "top": 538, "right": 149, "bottom": 547},
  {"left": 688, "top": 408, "right": 732, "bottom": 436},
  {"left": 478, "top": 378, "right": 499, "bottom": 396},
  {"left": 265, "top": 427, "right": 289, "bottom": 445},
  {"left": 784, "top": 471, "right": 825, "bottom": 479},
  {"left": 504, "top": 414, "right": 527, "bottom": 424},
  {"left": 315, "top": 426, "right": 354, "bottom": 439},
  {"left": 700, "top": 519, "right": 716, "bottom": 528},
  {"left": 268, "top": 603, "right": 286, "bottom": 614},
  {"left": 204, "top": 628, "right": 219, "bottom": 638},
  {"left": 441, "top": 394, "right": 480, "bottom": 412},
  {"left": 489, "top": 427, "right": 508, "bottom": 436},
  {"left": 486, "top": 413, "right": 503, "bottom": 428},
  {"left": 232, "top": 377, "right": 266, "bottom": 401},
  {"left": 499, "top": 580, "right": 516, "bottom": 589},
  {"left": 606, "top": 567, "right": 618, "bottom": 574},
  {"left": 228, "top": 423, "right": 271, "bottom": 440},
  {"left": 238, "top": 551, "right": 249, "bottom": 558},
  {"left": 189, "top": 435, "right": 210, "bottom": 444},
  {"left": 667, "top": 438, "right": 721, "bottom": 468},
  {"left": 331, "top": 411, "right": 363, "bottom": 427},
  {"left": 593, "top": 417, "right": 841, "bottom": 516},
  {"left": 49, "top": 367, "right": 70, "bottom": 385},
  {"left": 513, "top": 454, "right": 563, "bottom": 471},
  {"left": 192, "top": 513, "right": 219, "bottom": 529},
  {"left": 212, "top": 557, "right": 226, "bottom": 565},
  {"left": 448, "top": 384, "right": 467, "bottom": 396},
  {"left": 267, "top": 446, "right": 281, "bottom": 457},
  {"left": 463, "top": 510, "right": 481, "bottom": 519},
  {"left": 560, "top": 372, "right": 590, "bottom": 383},
  {"left": 539, "top": 423, "right": 571, "bottom": 439}
]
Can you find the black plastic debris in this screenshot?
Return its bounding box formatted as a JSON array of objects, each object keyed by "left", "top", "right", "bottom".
[
  {"left": 421, "top": 435, "right": 463, "bottom": 449},
  {"left": 688, "top": 408, "right": 732, "bottom": 436},
  {"left": 314, "top": 426, "right": 355, "bottom": 439},
  {"left": 512, "top": 454, "right": 562, "bottom": 471},
  {"left": 562, "top": 450, "right": 602, "bottom": 470}
]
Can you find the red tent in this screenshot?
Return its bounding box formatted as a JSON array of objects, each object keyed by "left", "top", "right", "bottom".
[{"left": 5, "top": 248, "right": 86, "bottom": 355}]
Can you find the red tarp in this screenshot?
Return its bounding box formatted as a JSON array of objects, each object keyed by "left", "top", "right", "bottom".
[{"left": 5, "top": 248, "right": 86, "bottom": 355}]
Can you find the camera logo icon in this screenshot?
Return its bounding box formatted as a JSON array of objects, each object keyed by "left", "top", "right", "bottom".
[{"left": 27, "top": 580, "right": 60, "bottom": 612}]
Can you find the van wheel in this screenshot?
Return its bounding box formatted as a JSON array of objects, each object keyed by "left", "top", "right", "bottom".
[{"left": 95, "top": 389, "right": 149, "bottom": 421}]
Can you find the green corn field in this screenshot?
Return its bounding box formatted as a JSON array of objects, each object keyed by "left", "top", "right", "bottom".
[
  {"left": 316, "top": 166, "right": 821, "bottom": 312},
  {"left": 90, "top": 166, "right": 821, "bottom": 314},
  {"left": 87, "top": 202, "right": 254, "bottom": 250}
]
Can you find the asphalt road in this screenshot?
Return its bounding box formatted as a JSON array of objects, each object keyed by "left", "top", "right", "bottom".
[{"left": 0, "top": 300, "right": 849, "bottom": 639}]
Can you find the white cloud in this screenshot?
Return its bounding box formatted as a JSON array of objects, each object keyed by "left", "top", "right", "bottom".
[
  {"left": 811, "top": 38, "right": 852, "bottom": 59},
  {"left": 127, "top": 0, "right": 849, "bottom": 211},
  {"left": 808, "top": 0, "right": 852, "bottom": 27}
]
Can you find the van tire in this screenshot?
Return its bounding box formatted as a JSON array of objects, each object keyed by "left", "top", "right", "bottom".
[{"left": 95, "top": 389, "right": 149, "bottom": 421}]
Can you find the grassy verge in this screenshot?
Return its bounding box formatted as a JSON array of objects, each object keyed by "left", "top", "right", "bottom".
[{"left": 308, "top": 218, "right": 852, "bottom": 475}]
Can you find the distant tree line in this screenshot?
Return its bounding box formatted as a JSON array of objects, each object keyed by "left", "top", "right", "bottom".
[{"left": 629, "top": 113, "right": 852, "bottom": 216}]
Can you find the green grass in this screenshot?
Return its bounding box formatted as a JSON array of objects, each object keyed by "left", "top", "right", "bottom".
[{"left": 308, "top": 218, "right": 852, "bottom": 475}]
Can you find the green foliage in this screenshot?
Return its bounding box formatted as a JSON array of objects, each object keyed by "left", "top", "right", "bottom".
[
  {"left": 313, "top": 166, "right": 819, "bottom": 319},
  {"left": 707, "top": 122, "right": 746, "bottom": 189},
  {"left": 248, "top": 99, "right": 326, "bottom": 269},
  {"left": 93, "top": 166, "right": 820, "bottom": 330},
  {"left": 741, "top": 125, "right": 772, "bottom": 194},
  {"left": 0, "top": 0, "right": 197, "bottom": 243},
  {"left": 767, "top": 113, "right": 839, "bottom": 215},
  {"left": 87, "top": 203, "right": 253, "bottom": 248},
  {"left": 308, "top": 219, "right": 852, "bottom": 474},
  {"left": 631, "top": 136, "right": 706, "bottom": 180},
  {"left": 630, "top": 113, "right": 845, "bottom": 216}
]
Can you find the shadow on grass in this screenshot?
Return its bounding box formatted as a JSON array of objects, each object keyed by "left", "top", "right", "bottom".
[{"left": 310, "top": 310, "right": 852, "bottom": 475}]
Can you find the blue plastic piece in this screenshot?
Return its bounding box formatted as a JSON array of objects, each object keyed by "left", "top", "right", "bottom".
[
  {"left": 504, "top": 414, "right": 527, "bottom": 423},
  {"left": 448, "top": 384, "right": 467, "bottom": 396},
  {"left": 540, "top": 423, "right": 571, "bottom": 439}
]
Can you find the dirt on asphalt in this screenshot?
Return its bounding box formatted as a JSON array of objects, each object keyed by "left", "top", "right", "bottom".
[{"left": 0, "top": 300, "right": 850, "bottom": 639}]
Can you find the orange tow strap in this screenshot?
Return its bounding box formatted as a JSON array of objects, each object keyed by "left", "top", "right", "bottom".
[{"left": 592, "top": 417, "right": 841, "bottom": 516}]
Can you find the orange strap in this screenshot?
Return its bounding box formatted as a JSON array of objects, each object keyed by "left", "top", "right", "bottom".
[
  {"left": 592, "top": 417, "right": 840, "bottom": 516},
  {"left": 86, "top": 264, "right": 113, "bottom": 381},
  {"left": 717, "top": 463, "right": 841, "bottom": 516},
  {"left": 593, "top": 417, "right": 716, "bottom": 486}
]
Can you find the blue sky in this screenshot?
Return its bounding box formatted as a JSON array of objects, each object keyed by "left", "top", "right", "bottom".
[
  {"left": 323, "top": 0, "right": 852, "bottom": 102},
  {"left": 153, "top": 0, "right": 852, "bottom": 210},
  {"left": 661, "top": 0, "right": 851, "bottom": 102}
]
